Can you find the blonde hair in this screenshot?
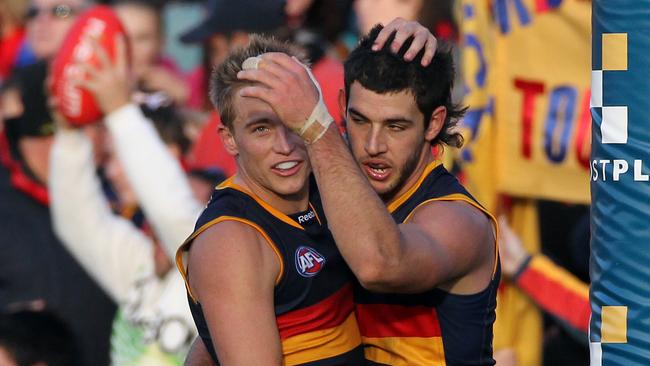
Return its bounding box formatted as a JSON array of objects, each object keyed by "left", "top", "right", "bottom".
[{"left": 209, "top": 34, "right": 307, "bottom": 129}]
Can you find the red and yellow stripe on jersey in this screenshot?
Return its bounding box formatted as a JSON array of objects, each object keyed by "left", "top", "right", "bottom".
[{"left": 355, "top": 161, "right": 499, "bottom": 366}]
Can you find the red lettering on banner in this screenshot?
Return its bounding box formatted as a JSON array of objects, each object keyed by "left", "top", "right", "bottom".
[
  {"left": 535, "top": 0, "right": 551, "bottom": 12},
  {"left": 575, "top": 90, "right": 591, "bottom": 170},
  {"left": 514, "top": 79, "right": 545, "bottom": 159}
]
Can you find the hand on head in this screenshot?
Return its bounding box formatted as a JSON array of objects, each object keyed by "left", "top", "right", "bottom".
[
  {"left": 372, "top": 17, "right": 438, "bottom": 66},
  {"left": 237, "top": 52, "right": 321, "bottom": 135}
]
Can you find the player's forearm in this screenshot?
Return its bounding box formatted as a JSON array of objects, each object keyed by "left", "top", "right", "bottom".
[{"left": 307, "top": 125, "right": 405, "bottom": 289}]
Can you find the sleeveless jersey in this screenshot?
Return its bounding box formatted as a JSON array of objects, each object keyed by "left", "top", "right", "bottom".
[
  {"left": 354, "top": 161, "right": 500, "bottom": 366},
  {"left": 175, "top": 177, "right": 364, "bottom": 366}
]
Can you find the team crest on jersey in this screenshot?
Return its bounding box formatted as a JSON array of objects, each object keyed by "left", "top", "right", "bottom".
[{"left": 295, "top": 246, "right": 326, "bottom": 277}]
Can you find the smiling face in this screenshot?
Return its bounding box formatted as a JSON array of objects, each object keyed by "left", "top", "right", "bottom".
[
  {"left": 222, "top": 92, "right": 311, "bottom": 206},
  {"left": 345, "top": 82, "right": 438, "bottom": 202}
]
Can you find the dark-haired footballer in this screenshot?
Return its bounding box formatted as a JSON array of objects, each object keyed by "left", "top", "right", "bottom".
[{"left": 239, "top": 21, "right": 499, "bottom": 366}]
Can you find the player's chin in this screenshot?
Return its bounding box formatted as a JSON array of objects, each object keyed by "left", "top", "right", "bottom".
[
  {"left": 272, "top": 173, "right": 310, "bottom": 196},
  {"left": 368, "top": 177, "right": 400, "bottom": 197}
]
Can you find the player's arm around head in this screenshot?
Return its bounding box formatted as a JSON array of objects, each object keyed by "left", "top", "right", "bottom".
[{"left": 186, "top": 221, "right": 283, "bottom": 365}]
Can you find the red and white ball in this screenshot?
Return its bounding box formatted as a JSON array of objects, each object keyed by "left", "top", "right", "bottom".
[{"left": 50, "top": 5, "right": 126, "bottom": 126}]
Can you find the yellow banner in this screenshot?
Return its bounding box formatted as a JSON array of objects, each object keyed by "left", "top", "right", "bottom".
[{"left": 460, "top": 0, "right": 591, "bottom": 204}]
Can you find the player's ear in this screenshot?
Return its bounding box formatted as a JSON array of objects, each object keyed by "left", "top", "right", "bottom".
[
  {"left": 218, "top": 124, "right": 238, "bottom": 156},
  {"left": 425, "top": 106, "right": 447, "bottom": 143},
  {"left": 338, "top": 88, "right": 347, "bottom": 120}
]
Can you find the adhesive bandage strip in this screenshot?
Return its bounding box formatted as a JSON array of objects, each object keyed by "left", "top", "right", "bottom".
[{"left": 241, "top": 55, "right": 334, "bottom": 144}]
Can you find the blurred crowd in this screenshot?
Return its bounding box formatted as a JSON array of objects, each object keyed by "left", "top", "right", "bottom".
[{"left": 0, "top": 0, "right": 590, "bottom": 366}]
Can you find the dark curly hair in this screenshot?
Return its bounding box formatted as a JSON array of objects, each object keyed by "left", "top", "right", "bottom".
[{"left": 344, "top": 24, "right": 466, "bottom": 148}]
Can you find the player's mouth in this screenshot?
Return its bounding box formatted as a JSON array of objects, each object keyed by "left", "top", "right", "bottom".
[
  {"left": 363, "top": 161, "right": 391, "bottom": 181},
  {"left": 271, "top": 160, "right": 303, "bottom": 177}
]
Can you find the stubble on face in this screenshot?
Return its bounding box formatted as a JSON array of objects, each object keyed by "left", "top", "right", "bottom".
[{"left": 347, "top": 132, "right": 425, "bottom": 203}]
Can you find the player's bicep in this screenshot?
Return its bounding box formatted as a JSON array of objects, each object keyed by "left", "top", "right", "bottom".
[
  {"left": 397, "top": 201, "right": 493, "bottom": 291},
  {"left": 187, "top": 222, "right": 282, "bottom": 366}
]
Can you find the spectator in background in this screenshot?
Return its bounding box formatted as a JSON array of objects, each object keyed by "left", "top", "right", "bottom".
[
  {"left": 24, "top": 0, "right": 88, "bottom": 60},
  {"left": 112, "top": 0, "right": 190, "bottom": 105},
  {"left": 50, "top": 34, "right": 209, "bottom": 365},
  {"left": 180, "top": 0, "right": 289, "bottom": 111},
  {"left": 0, "top": 310, "right": 78, "bottom": 366},
  {"left": 498, "top": 215, "right": 590, "bottom": 366},
  {"left": 0, "top": 62, "right": 115, "bottom": 366}
]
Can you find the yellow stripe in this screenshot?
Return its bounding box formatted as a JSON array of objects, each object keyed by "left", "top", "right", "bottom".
[
  {"left": 175, "top": 216, "right": 285, "bottom": 302},
  {"left": 362, "top": 336, "right": 446, "bottom": 366},
  {"left": 282, "top": 313, "right": 362, "bottom": 366},
  {"left": 216, "top": 177, "right": 304, "bottom": 230},
  {"left": 528, "top": 255, "right": 589, "bottom": 300},
  {"left": 308, "top": 202, "right": 322, "bottom": 226},
  {"left": 386, "top": 161, "right": 442, "bottom": 213},
  {"left": 402, "top": 193, "right": 500, "bottom": 279}
]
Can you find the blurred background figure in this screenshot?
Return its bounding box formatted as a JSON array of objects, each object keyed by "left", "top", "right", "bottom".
[
  {"left": 0, "top": 61, "right": 116, "bottom": 366},
  {"left": 0, "top": 310, "right": 78, "bottom": 366},
  {"left": 24, "top": 0, "right": 88, "bottom": 61},
  {"left": 498, "top": 213, "right": 590, "bottom": 366},
  {"left": 112, "top": 0, "right": 190, "bottom": 105}
]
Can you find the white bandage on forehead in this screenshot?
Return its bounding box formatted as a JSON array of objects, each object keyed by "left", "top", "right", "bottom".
[{"left": 242, "top": 56, "right": 262, "bottom": 70}]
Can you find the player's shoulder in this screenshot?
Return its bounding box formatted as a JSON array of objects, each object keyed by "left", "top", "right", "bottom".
[
  {"left": 414, "top": 198, "right": 488, "bottom": 223},
  {"left": 191, "top": 219, "right": 269, "bottom": 259},
  {"left": 409, "top": 199, "right": 493, "bottom": 244}
]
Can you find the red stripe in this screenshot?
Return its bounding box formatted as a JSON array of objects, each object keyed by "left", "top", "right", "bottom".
[
  {"left": 276, "top": 284, "right": 354, "bottom": 340},
  {"left": 356, "top": 303, "right": 441, "bottom": 338},
  {"left": 0, "top": 132, "right": 49, "bottom": 205},
  {"left": 518, "top": 266, "right": 590, "bottom": 332}
]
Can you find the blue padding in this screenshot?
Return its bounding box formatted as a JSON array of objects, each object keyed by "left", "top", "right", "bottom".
[{"left": 591, "top": 1, "right": 650, "bottom": 365}]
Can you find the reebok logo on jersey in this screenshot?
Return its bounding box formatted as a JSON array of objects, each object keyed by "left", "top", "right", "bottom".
[
  {"left": 297, "top": 210, "right": 316, "bottom": 224},
  {"left": 295, "top": 246, "right": 325, "bottom": 277}
]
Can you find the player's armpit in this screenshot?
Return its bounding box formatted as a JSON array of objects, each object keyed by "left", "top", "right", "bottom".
[{"left": 187, "top": 221, "right": 283, "bottom": 366}]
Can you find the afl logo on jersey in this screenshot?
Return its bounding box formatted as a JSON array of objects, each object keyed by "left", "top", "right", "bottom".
[{"left": 295, "top": 246, "right": 326, "bottom": 277}]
